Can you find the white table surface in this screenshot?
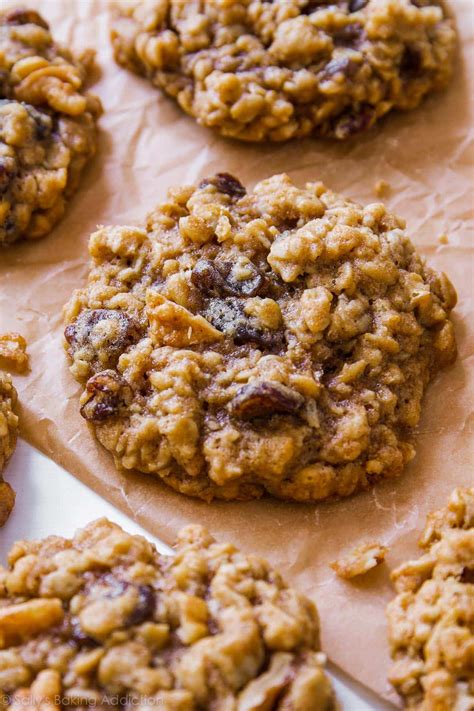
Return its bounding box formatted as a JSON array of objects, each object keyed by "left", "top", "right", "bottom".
[{"left": 1, "top": 440, "right": 396, "bottom": 711}]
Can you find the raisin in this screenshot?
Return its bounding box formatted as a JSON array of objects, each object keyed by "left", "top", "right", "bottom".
[
  {"left": 234, "top": 324, "right": 285, "bottom": 352},
  {"left": 349, "top": 0, "right": 368, "bottom": 11},
  {"left": 322, "top": 57, "right": 359, "bottom": 80},
  {"left": 191, "top": 260, "right": 231, "bottom": 298},
  {"left": 199, "top": 173, "right": 246, "bottom": 199},
  {"left": 69, "top": 618, "right": 98, "bottom": 648},
  {"left": 65, "top": 309, "right": 140, "bottom": 368},
  {"left": 230, "top": 381, "right": 304, "bottom": 420},
  {"left": 334, "top": 105, "right": 374, "bottom": 139},
  {"left": 126, "top": 585, "right": 156, "bottom": 626},
  {"left": 4, "top": 9, "right": 49, "bottom": 28},
  {"left": 301, "top": 0, "right": 342, "bottom": 13},
  {"left": 400, "top": 46, "right": 423, "bottom": 78},
  {"left": 333, "top": 24, "right": 364, "bottom": 48},
  {"left": 460, "top": 567, "right": 474, "bottom": 584},
  {"left": 0, "top": 160, "right": 16, "bottom": 193},
  {"left": 26, "top": 105, "right": 53, "bottom": 140},
  {"left": 204, "top": 297, "right": 284, "bottom": 351},
  {"left": 191, "top": 259, "right": 268, "bottom": 298},
  {"left": 80, "top": 370, "right": 131, "bottom": 423}
]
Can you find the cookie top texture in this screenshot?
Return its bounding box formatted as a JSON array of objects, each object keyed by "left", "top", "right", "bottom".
[
  {"left": 0, "top": 518, "right": 334, "bottom": 710},
  {"left": 0, "top": 9, "right": 102, "bottom": 245},
  {"left": 387, "top": 488, "right": 474, "bottom": 710},
  {"left": 111, "top": 0, "right": 456, "bottom": 141},
  {"left": 64, "top": 173, "right": 457, "bottom": 502}
]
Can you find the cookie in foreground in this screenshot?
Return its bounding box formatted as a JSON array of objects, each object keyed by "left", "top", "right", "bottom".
[
  {"left": 64, "top": 173, "right": 457, "bottom": 502},
  {"left": 0, "top": 8, "right": 102, "bottom": 246},
  {"left": 387, "top": 487, "right": 474, "bottom": 710},
  {"left": 0, "top": 372, "right": 17, "bottom": 525},
  {"left": 111, "top": 0, "right": 456, "bottom": 141},
  {"left": 0, "top": 518, "right": 334, "bottom": 710}
]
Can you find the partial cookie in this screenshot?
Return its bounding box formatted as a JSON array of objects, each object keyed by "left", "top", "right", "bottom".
[
  {"left": 0, "top": 8, "right": 102, "bottom": 246},
  {"left": 0, "top": 518, "right": 334, "bottom": 709},
  {"left": 111, "top": 0, "right": 456, "bottom": 142},
  {"left": 387, "top": 488, "right": 474, "bottom": 710},
  {"left": 64, "top": 173, "right": 457, "bottom": 502},
  {"left": 0, "top": 372, "right": 17, "bottom": 525}
]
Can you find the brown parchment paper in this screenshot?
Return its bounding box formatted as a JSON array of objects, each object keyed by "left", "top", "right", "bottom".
[{"left": 1, "top": 0, "right": 473, "bottom": 703}]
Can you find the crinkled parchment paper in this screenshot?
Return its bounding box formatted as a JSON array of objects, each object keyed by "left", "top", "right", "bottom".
[{"left": 1, "top": 0, "right": 473, "bottom": 703}]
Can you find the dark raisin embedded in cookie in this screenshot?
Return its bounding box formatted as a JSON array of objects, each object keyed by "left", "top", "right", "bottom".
[
  {"left": 64, "top": 173, "right": 457, "bottom": 502},
  {"left": 199, "top": 172, "right": 246, "bottom": 198}
]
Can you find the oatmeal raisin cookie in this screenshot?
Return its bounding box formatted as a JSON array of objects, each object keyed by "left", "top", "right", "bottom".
[
  {"left": 0, "top": 372, "right": 17, "bottom": 525},
  {"left": 64, "top": 173, "right": 457, "bottom": 502},
  {"left": 387, "top": 488, "right": 474, "bottom": 710},
  {"left": 0, "top": 8, "right": 102, "bottom": 245},
  {"left": 0, "top": 518, "right": 334, "bottom": 710},
  {"left": 111, "top": 0, "right": 456, "bottom": 141}
]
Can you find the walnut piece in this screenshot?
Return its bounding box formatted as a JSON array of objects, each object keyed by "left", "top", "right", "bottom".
[
  {"left": 331, "top": 542, "right": 388, "bottom": 579},
  {"left": 0, "top": 333, "right": 29, "bottom": 373}
]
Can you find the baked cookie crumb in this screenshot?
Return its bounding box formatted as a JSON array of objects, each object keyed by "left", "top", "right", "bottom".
[
  {"left": 0, "top": 372, "right": 17, "bottom": 525},
  {"left": 111, "top": 0, "right": 456, "bottom": 142},
  {"left": 64, "top": 172, "right": 457, "bottom": 503},
  {"left": 331, "top": 541, "right": 388, "bottom": 579},
  {"left": 0, "top": 518, "right": 335, "bottom": 709},
  {"left": 387, "top": 488, "right": 474, "bottom": 710},
  {"left": 373, "top": 180, "right": 391, "bottom": 198},
  {"left": 0, "top": 332, "right": 29, "bottom": 373}
]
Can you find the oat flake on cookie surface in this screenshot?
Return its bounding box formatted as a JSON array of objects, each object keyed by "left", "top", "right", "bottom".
[
  {"left": 64, "top": 173, "right": 457, "bottom": 502},
  {"left": 0, "top": 518, "right": 334, "bottom": 710},
  {"left": 111, "top": 0, "right": 456, "bottom": 142},
  {"left": 0, "top": 8, "right": 102, "bottom": 246},
  {"left": 387, "top": 488, "right": 474, "bottom": 710}
]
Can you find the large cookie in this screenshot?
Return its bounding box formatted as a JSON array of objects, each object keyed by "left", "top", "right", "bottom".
[
  {"left": 0, "top": 8, "right": 102, "bottom": 246},
  {"left": 0, "top": 518, "right": 334, "bottom": 710},
  {"left": 64, "top": 173, "right": 457, "bottom": 502},
  {"left": 111, "top": 0, "right": 456, "bottom": 141},
  {"left": 0, "top": 372, "right": 17, "bottom": 525},
  {"left": 387, "top": 488, "right": 474, "bottom": 710}
]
